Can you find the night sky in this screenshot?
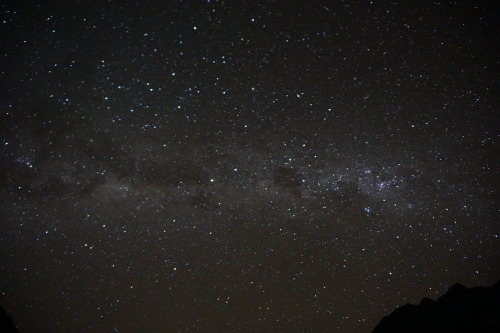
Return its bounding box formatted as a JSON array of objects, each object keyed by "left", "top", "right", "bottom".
[{"left": 1, "top": 1, "right": 499, "bottom": 332}]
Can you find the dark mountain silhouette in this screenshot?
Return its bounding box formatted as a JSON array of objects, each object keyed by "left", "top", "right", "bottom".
[
  {"left": 373, "top": 280, "right": 500, "bottom": 333},
  {"left": 0, "top": 305, "right": 18, "bottom": 333}
]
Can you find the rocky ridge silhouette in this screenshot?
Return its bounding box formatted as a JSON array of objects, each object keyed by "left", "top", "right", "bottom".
[{"left": 373, "top": 279, "right": 500, "bottom": 332}]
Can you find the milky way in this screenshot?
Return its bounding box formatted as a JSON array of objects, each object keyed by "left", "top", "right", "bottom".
[{"left": 1, "top": 1, "right": 499, "bottom": 332}]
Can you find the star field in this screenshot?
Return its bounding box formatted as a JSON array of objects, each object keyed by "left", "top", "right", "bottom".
[{"left": 0, "top": 1, "right": 499, "bottom": 332}]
